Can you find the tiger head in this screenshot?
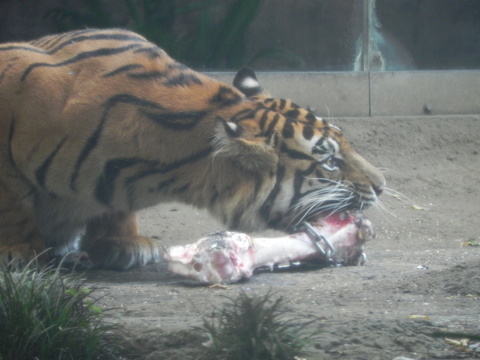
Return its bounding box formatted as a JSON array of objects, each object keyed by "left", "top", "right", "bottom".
[{"left": 206, "top": 68, "right": 386, "bottom": 232}]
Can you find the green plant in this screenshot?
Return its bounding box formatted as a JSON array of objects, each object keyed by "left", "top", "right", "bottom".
[
  {"left": 0, "top": 262, "right": 118, "bottom": 360},
  {"left": 205, "top": 0, "right": 263, "bottom": 68},
  {"left": 45, "top": 0, "right": 298, "bottom": 69},
  {"left": 200, "top": 291, "right": 318, "bottom": 360}
]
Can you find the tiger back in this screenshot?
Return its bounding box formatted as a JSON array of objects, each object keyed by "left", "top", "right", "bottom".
[{"left": 0, "top": 29, "right": 385, "bottom": 270}]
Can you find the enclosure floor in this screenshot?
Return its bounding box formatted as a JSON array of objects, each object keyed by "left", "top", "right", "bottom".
[{"left": 85, "top": 115, "right": 480, "bottom": 360}]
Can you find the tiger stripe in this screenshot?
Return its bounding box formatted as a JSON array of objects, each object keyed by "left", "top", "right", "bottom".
[
  {"left": 140, "top": 109, "right": 208, "bottom": 129},
  {"left": 164, "top": 73, "right": 203, "bottom": 87},
  {"left": 102, "top": 64, "right": 144, "bottom": 78},
  {"left": 302, "top": 125, "right": 314, "bottom": 140},
  {"left": 21, "top": 44, "right": 144, "bottom": 81},
  {"left": 7, "top": 117, "right": 16, "bottom": 167},
  {"left": 95, "top": 158, "right": 153, "bottom": 206},
  {"left": 260, "top": 165, "right": 286, "bottom": 226},
  {"left": 35, "top": 137, "right": 67, "bottom": 189},
  {"left": 133, "top": 47, "right": 163, "bottom": 58},
  {"left": 124, "top": 147, "right": 212, "bottom": 210},
  {"left": 0, "top": 45, "right": 46, "bottom": 55},
  {"left": 127, "top": 70, "right": 164, "bottom": 80}
]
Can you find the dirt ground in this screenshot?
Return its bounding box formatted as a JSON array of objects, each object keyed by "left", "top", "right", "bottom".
[{"left": 85, "top": 115, "right": 480, "bottom": 360}]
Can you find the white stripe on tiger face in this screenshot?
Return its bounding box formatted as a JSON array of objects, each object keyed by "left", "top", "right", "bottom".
[{"left": 310, "top": 136, "right": 343, "bottom": 165}]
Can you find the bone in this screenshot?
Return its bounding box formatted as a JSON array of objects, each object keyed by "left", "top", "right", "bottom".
[{"left": 164, "top": 213, "right": 374, "bottom": 284}]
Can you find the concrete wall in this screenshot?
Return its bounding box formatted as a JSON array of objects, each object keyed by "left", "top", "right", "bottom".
[{"left": 208, "top": 71, "right": 480, "bottom": 117}]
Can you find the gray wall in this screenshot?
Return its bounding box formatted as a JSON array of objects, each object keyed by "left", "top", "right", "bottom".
[{"left": 209, "top": 71, "right": 480, "bottom": 117}]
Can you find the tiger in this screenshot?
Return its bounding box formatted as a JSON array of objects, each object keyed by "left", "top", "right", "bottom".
[{"left": 0, "top": 28, "right": 385, "bottom": 270}]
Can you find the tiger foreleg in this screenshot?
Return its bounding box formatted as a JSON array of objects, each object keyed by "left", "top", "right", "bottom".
[
  {"left": 0, "top": 187, "right": 48, "bottom": 269},
  {"left": 81, "top": 211, "right": 160, "bottom": 270}
]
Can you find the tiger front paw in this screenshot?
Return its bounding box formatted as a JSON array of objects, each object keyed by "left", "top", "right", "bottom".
[
  {"left": 0, "top": 243, "right": 47, "bottom": 270},
  {"left": 81, "top": 236, "right": 160, "bottom": 270}
]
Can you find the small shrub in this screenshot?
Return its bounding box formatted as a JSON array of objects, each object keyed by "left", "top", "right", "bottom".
[
  {"left": 201, "top": 291, "right": 317, "bottom": 360},
  {"left": 0, "top": 262, "right": 118, "bottom": 360}
]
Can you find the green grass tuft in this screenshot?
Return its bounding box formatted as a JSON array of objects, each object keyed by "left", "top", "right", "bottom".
[
  {"left": 0, "top": 262, "right": 119, "bottom": 360},
  {"left": 200, "top": 290, "right": 318, "bottom": 360}
]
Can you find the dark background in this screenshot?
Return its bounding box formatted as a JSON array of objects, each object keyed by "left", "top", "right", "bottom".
[{"left": 0, "top": 0, "right": 479, "bottom": 71}]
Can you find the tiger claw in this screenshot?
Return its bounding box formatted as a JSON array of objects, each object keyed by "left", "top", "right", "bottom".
[{"left": 359, "top": 252, "right": 367, "bottom": 265}]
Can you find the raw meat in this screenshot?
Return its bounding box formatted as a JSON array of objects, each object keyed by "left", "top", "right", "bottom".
[{"left": 165, "top": 213, "right": 374, "bottom": 284}]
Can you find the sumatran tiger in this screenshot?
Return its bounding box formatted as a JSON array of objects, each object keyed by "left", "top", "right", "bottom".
[{"left": 0, "top": 29, "right": 385, "bottom": 270}]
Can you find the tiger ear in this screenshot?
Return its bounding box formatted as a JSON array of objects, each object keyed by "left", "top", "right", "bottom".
[
  {"left": 212, "top": 117, "right": 278, "bottom": 172},
  {"left": 233, "top": 67, "right": 271, "bottom": 98}
]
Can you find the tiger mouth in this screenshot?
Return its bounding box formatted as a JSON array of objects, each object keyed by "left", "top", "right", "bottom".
[
  {"left": 288, "top": 209, "right": 355, "bottom": 233},
  {"left": 289, "top": 210, "right": 375, "bottom": 266},
  {"left": 286, "top": 189, "right": 376, "bottom": 234}
]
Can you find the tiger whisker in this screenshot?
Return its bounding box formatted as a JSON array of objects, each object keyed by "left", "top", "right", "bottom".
[
  {"left": 372, "top": 198, "right": 400, "bottom": 220},
  {"left": 376, "top": 167, "right": 394, "bottom": 174},
  {"left": 291, "top": 188, "right": 351, "bottom": 216},
  {"left": 383, "top": 186, "right": 416, "bottom": 206},
  {"left": 287, "top": 183, "right": 356, "bottom": 229}
]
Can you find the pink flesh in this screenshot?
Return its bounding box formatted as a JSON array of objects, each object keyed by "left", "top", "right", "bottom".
[{"left": 165, "top": 213, "right": 374, "bottom": 284}]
